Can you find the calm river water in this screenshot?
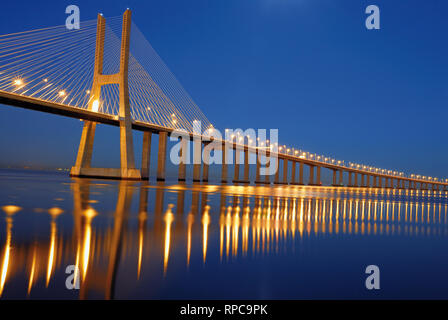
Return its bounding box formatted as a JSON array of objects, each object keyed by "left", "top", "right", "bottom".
[{"left": 1, "top": 169, "right": 448, "bottom": 299}]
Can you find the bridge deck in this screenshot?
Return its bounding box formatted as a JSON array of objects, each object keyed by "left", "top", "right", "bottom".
[{"left": 0, "top": 90, "right": 446, "bottom": 187}]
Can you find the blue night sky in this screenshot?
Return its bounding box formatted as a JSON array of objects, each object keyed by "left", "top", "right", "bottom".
[{"left": 0, "top": 0, "right": 447, "bottom": 178}]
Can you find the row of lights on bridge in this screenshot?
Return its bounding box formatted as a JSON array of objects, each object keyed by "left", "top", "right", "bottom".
[
  {"left": 11, "top": 78, "right": 447, "bottom": 184},
  {"left": 12, "top": 78, "right": 101, "bottom": 111},
  {"left": 13, "top": 77, "right": 69, "bottom": 99},
  {"left": 219, "top": 129, "right": 447, "bottom": 184}
]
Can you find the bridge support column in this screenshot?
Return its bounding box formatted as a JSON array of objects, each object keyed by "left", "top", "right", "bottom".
[
  {"left": 193, "top": 163, "right": 201, "bottom": 182},
  {"left": 366, "top": 175, "right": 370, "bottom": 187},
  {"left": 141, "top": 132, "right": 152, "bottom": 180},
  {"left": 371, "top": 175, "right": 376, "bottom": 188},
  {"left": 332, "top": 169, "right": 337, "bottom": 186},
  {"left": 308, "top": 165, "right": 315, "bottom": 185},
  {"left": 378, "top": 177, "right": 382, "bottom": 188},
  {"left": 255, "top": 151, "right": 261, "bottom": 183},
  {"left": 282, "top": 159, "right": 288, "bottom": 184},
  {"left": 339, "top": 170, "right": 343, "bottom": 186},
  {"left": 348, "top": 172, "right": 353, "bottom": 187},
  {"left": 71, "top": 121, "right": 97, "bottom": 177},
  {"left": 243, "top": 147, "right": 250, "bottom": 183},
  {"left": 290, "top": 162, "right": 296, "bottom": 184},
  {"left": 354, "top": 173, "right": 358, "bottom": 187},
  {"left": 202, "top": 143, "right": 210, "bottom": 182},
  {"left": 221, "top": 144, "right": 228, "bottom": 183},
  {"left": 274, "top": 159, "right": 281, "bottom": 184},
  {"left": 361, "top": 174, "right": 366, "bottom": 187},
  {"left": 233, "top": 146, "right": 241, "bottom": 183},
  {"left": 178, "top": 137, "right": 187, "bottom": 182},
  {"left": 156, "top": 132, "right": 167, "bottom": 181},
  {"left": 264, "top": 155, "right": 271, "bottom": 184},
  {"left": 298, "top": 163, "right": 304, "bottom": 185},
  {"left": 193, "top": 136, "right": 202, "bottom": 182},
  {"left": 317, "top": 167, "right": 321, "bottom": 185}
]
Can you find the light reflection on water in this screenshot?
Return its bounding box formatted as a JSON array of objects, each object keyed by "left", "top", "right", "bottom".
[{"left": 1, "top": 170, "right": 448, "bottom": 299}]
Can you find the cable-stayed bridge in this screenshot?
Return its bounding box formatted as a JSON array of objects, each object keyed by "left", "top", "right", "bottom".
[{"left": 0, "top": 10, "right": 446, "bottom": 190}]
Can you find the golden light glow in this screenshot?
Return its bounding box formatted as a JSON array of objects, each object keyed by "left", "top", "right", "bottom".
[
  {"left": 1, "top": 205, "right": 22, "bottom": 215},
  {"left": 48, "top": 207, "right": 64, "bottom": 217},
  {"left": 137, "top": 212, "right": 146, "bottom": 279},
  {"left": 163, "top": 205, "right": 174, "bottom": 276},
  {"left": 0, "top": 218, "right": 12, "bottom": 297},
  {"left": 27, "top": 247, "right": 37, "bottom": 296},
  {"left": 202, "top": 206, "right": 211, "bottom": 264},
  {"left": 187, "top": 213, "right": 194, "bottom": 267},
  {"left": 46, "top": 219, "right": 57, "bottom": 287},
  {"left": 81, "top": 207, "right": 97, "bottom": 280},
  {"left": 92, "top": 99, "right": 100, "bottom": 112}
]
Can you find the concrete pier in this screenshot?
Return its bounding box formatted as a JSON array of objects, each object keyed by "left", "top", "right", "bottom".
[
  {"left": 332, "top": 169, "right": 337, "bottom": 186},
  {"left": 202, "top": 144, "right": 210, "bottom": 182},
  {"left": 221, "top": 145, "right": 228, "bottom": 183},
  {"left": 141, "top": 131, "right": 151, "bottom": 180},
  {"left": 178, "top": 137, "right": 187, "bottom": 181},
  {"left": 255, "top": 152, "right": 261, "bottom": 183},
  {"left": 316, "top": 166, "right": 321, "bottom": 185},
  {"left": 274, "top": 159, "right": 281, "bottom": 184},
  {"left": 298, "top": 163, "right": 304, "bottom": 185},
  {"left": 282, "top": 160, "right": 288, "bottom": 184},
  {"left": 156, "top": 132, "right": 167, "bottom": 181},
  {"left": 308, "top": 165, "right": 314, "bottom": 185},
  {"left": 290, "top": 162, "right": 296, "bottom": 184}
]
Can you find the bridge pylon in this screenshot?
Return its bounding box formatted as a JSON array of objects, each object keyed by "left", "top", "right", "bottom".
[{"left": 70, "top": 10, "right": 142, "bottom": 180}]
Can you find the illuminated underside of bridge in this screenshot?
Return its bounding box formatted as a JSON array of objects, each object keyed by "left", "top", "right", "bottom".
[{"left": 0, "top": 10, "right": 446, "bottom": 189}]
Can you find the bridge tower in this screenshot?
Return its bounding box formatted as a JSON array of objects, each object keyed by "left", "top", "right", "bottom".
[{"left": 70, "top": 10, "right": 141, "bottom": 180}]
